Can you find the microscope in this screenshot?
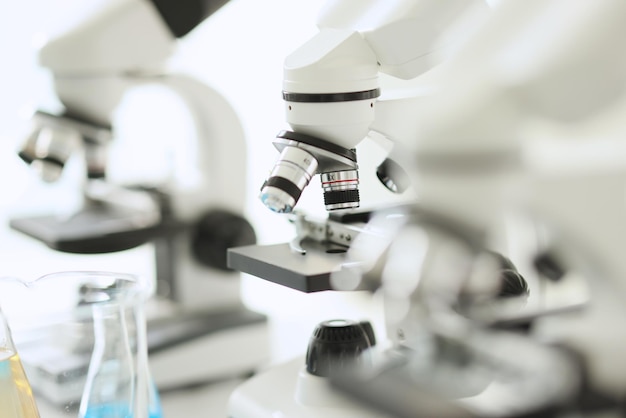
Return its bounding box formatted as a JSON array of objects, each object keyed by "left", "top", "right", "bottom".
[
  {"left": 229, "top": 0, "right": 626, "bottom": 416},
  {"left": 226, "top": 1, "right": 518, "bottom": 416},
  {"left": 9, "top": 0, "right": 268, "bottom": 405}
]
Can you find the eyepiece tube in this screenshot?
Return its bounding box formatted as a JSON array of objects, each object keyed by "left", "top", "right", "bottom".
[{"left": 259, "top": 146, "right": 318, "bottom": 213}]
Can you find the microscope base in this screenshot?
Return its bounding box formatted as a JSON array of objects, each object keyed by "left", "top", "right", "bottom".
[
  {"left": 19, "top": 305, "right": 269, "bottom": 406},
  {"left": 149, "top": 306, "right": 269, "bottom": 390},
  {"left": 228, "top": 357, "right": 393, "bottom": 418}
]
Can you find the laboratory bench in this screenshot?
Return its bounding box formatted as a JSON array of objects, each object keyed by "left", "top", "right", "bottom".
[{"left": 37, "top": 378, "right": 243, "bottom": 418}]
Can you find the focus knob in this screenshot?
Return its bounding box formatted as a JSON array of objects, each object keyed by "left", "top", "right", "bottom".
[
  {"left": 305, "top": 319, "right": 374, "bottom": 377},
  {"left": 191, "top": 209, "right": 257, "bottom": 271}
]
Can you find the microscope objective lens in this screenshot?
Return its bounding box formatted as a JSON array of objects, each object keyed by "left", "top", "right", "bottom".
[{"left": 260, "top": 192, "right": 293, "bottom": 213}]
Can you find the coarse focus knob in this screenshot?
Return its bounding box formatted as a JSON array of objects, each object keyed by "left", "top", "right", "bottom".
[
  {"left": 305, "top": 319, "right": 374, "bottom": 377},
  {"left": 191, "top": 209, "right": 257, "bottom": 271}
]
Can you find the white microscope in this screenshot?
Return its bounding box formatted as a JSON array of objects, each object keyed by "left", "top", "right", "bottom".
[
  {"left": 227, "top": 1, "right": 502, "bottom": 417},
  {"left": 229, "top": 0, "right": 626, "bottom": 416},
  {"left": 9, "top": 0, "right": 269, "bottom": 405}
]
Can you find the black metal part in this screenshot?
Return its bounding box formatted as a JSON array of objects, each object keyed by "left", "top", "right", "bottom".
[
  {"left": 358, "top": 320, "right": 376, "bottom": 347},
  {"left": 9, "top": 202, "right": 180, "bottom": 254},
  {"left": 376, "top": 157, "right": 411, "bottom": 193},
  {"left": 323, "top": 189, "right": 360, "bottom": 206},
  {"left": 534, "top": 250, "right": 567, "bottom": 282},
  {"left": 305, "top": 319, "right": 373, "bottom": 377},
  {"left": 227, "top": 240, "right": 349, "bottom": 293},
  {"left": 17, "top": 150, "right": 34, "bottom": 165},
  {"left": 149, "top": 0, "right": 230, "bottom": 38},
  {"left": 282, "top": 88, "right": 380, "bottom": 103},
  {"left": 276, "top": 130, "right": 357, "bottom": 163},
  {"left": 191, "top": 209, "right": 257, "bottom": 271},
  {"left": 54, "top": 110, "right": 112, "bottom": 131},
  {"left": 327, "top": 207, "right": 375, "bottom": 223}
]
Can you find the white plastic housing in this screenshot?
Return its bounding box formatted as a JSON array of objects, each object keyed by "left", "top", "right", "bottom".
[
  {"left": 286, "top": 100, "right": 376, "bottom": 150},
  {"left": 39, "top": 0, "right": 174, "bottom": 75},
  {"left": 53, "top": 76, "right": 131, "bottom": 127},
  {"left": 38, "top": 0, "right": 176, "bottom": 126},
  {"left": 283, "top": 29, "right": 378, "bottom": 94},
  {"left": 317, "top": 0, "right": 490, "bottom": 79},
  {"left": 229, "top": 357, "right": 392, "bottom": 418}
]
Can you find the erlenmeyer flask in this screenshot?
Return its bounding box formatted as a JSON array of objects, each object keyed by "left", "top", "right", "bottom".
[
  {"left": 0, "top": 304, "right": 40, "bottom": 418},
  {"left": 59, "top": 271, "right": 162, "bottom": 418}
]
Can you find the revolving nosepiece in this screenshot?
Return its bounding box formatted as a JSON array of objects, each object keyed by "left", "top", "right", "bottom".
[{"left": 259, "top": 130, "right": 361, "bottom": 213}]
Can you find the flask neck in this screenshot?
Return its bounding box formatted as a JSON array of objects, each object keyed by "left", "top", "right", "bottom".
[{"left": 91, "top": 302, "right": 137, "bottom": 364}]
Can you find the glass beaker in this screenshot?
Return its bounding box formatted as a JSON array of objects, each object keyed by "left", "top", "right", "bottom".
[
  {"left": 0, "top": 303, "right": 40, "bottom": 418},
  {"left": 0, "top": 271, "right": 162, "bottom": 418}
]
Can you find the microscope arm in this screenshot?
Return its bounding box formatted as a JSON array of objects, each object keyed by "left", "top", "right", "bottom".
[{"left": 157, "top": 73, "right": 247, "bottom": 220}]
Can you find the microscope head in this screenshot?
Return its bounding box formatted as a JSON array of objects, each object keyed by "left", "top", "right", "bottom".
[{"left": 259, "top": 29, "right": 380, "bottom": 213}]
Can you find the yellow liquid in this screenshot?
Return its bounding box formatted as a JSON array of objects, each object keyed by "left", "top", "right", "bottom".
[{"left": 0, "top": 350, "right": 40, "bottom": 418}]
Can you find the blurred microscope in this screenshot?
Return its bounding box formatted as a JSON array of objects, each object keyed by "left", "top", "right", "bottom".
[
  {"left": 8, "top": 0, "right": 268, "bottom": 405},
  {"left": 228, "top": 0, "right": 626, "bottom": 417}
]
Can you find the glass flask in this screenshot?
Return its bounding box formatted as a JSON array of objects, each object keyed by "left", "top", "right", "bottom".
[
  {"left": 0, "top": 303, "right": 40, "bottom": 418},
  {"left": 0, "top": 271, "right": 162, "bottom": 417},
  {"left": 71, "top": 271, "right": 162, "bottom": 418}
]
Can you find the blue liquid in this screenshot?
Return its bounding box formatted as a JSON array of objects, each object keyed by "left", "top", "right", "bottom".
[
  {"left": 83, "top": 379, "right": 162, "bottom": 418},
  {"left": 84, "top": 388, "right": 162, "bottom": 418},
  {"left": 83, "top": 404, "right": 162, "bottom": 418}
]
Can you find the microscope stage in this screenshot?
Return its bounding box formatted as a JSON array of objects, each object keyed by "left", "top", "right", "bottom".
[{"left": 227, "top": 240, "right": 348, "bottom": 293}]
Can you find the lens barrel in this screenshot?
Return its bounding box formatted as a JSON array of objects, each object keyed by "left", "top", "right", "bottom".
[
  {"left": 321, "top": 170, "right": 360, "bottom": 211},
  {"left": 259, "top": 146, "right": 318, "bottom": 213}
]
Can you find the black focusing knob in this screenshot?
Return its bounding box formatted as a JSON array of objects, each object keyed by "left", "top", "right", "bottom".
[
  {"left": 376, "top": 157, "right": 410, "bottom": 194},
  {"left": 191, "top": 209, "right": 257, "bottom": 271},
  {"left": 488, "top": 251, "right": 530, "bottom": 298},
  {"left": 305, "top": 319, "right": 374, "bottom": 377},
  {"left": 323, "top": 189, "right": 360, "bottom": 206}
]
